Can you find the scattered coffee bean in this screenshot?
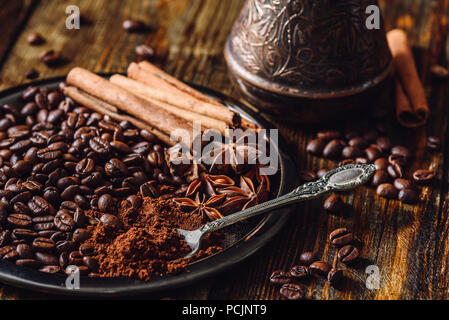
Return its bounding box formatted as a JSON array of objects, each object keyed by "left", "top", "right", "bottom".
[
  {"left": 122, "top": 19, "right": 147, "bottom": 32},
  {"left": 393, "top": 178, "right": 413, "bottom": 190},
  {"left": 390, "top": 146, "right": 410, "bottom": 160},
  {"left": 329, "top": 228, "right": 353, "bottom": 246},
  {"left": 280, "top": 283, "right": 304, "bottom": 300},
  {"left": 338, "top": 244, "right": 359, "bottom": 264},
  {"left": 412, "top": 169, "right": 436, "bottom": 184},
  {"left": 309, "top": 261, "right": 330, "bottom": 276},
  {"left": 299, "top": 252, "right": 315, "bottom": 266},
  {"left": 269, "top": 270, "right": 291, "bottom": 285},
  {"left": 426, "top": 136, "right": 441, "bottom": 151},
  {"left": 289, "top": 265, "right": 309, "bottom": 279},
  {"left": 376, "top": 183, "right": 398, "bottom": 199},
  {"left": 39, "top": 50, "right": 62, "bottom": 66},
  {"left": 306, "top": 138, "right": 327, "bottom": 156},
  {"left": 430, "top": 65, "right": 449, "bottom": 79},
  {"left": 398, "top": 188, "right": 418, "bottom": 204},
  {"left": 25, "top": 68, "right": 39, "bottom": 79},
  {"left": 323, "top": 194, "right": 343, "bottom": 212},
  {"left": 27, "top": 32, "right": 44, "bottom": 45},
  {"left": 327, "top": 268, "right": 344, "bottom": 286},
  {"left": 323, "top": 139, "right": 343, "bottom": 158},
  {"left": 135, "top": 44, "right": 154, "bottom": 60},
  {"left": 371, "top": 170, "right": 390, "bottom": 187}
]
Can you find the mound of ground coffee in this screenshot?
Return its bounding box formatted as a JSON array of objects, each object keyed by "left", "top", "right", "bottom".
[{"left": 83, "top": 197, "right": 222, "bottom": 281}]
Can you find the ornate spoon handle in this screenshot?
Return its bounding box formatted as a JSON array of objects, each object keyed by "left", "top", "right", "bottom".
[{"left": 199, "top": 164, "right": 375, "bottom": 235}]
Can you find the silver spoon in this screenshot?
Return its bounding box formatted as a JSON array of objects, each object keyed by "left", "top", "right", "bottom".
[{"left": 177, "top": 163, "right": 375, "bottom": 259}]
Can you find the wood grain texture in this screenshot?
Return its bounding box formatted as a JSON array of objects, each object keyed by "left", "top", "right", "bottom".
[{"left": 0, "top": 0, "right": 449, "bottom": 300}]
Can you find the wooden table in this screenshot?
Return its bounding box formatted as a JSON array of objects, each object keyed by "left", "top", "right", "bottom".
[{"left": 0, "top": 0, "right": 448, "bottom": 300}]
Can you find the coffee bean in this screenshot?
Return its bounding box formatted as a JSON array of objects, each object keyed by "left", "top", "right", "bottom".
[
  {"left": 306, "top": 139, "right": 326, "bottom": 156},
  {"left": 140, "top": 181, "right": 160, "bottom": 198},
  {"left": 348, "top": 137, "right": 368, "bottom": 149},
  {"left": 27, "top": 32, "right": 45, "bottom": 45},
  {"left": 374, "top": 158, "right": 388, "bottom": 171},
  {"left": 39, "top": 50, "right": 62, "bottom": 66},
  {"left": 280, "top": 283, "right": 304, "bottom": 300},
  {"left": 371, "top": 170, "right": 390, "bottom": 187},
  {"left": 393, "top": 178, "right": 413, "bottom": 190},
  {"left": 7, "top": 213, "right": 32, "bottom": 228},
  {"left": 68, "top": 251, "right": 83, "bottom": 265},
  {"left": 342, "top": 146, "right": 363, "bottom": 159},
  {"left": 122, "top": 19, "right": 147, "bottom": 32},
  {"left": 430, "top": 65, "right": 449, "bottom": 79},
  {"left": 269, "top": 270, "right": 291, "bottom": 285},
  {"left": 317, "top": 130, "right": 340, "bottom": 141},
  {"left": 125, "top": 195, "right": 142, "bottom": 209},
  {"left": 412, "top": 169, "right": 436, "bottom": 184},
  {"left": 365, "top": 146, "right": 382, "bottom": 162},
  {"left": 79, "top": 243, "right": 94, "bottom": 256},
  {"left": 0, "top": 230, "right": 11, "bottom": 246},
  {"left": 375, "top": 137, "right": 391, "bottom": 152},
  {"left": 329, "top": 228, "right": 353, "bottom": 246},
  {"left": 323, "top": 194, "right": 343, "bottom": 212},
  {"left": 72, "top": 228, "right": 91, "bottom": 243},
  {"left": 390, "top": 146, "right": 410, "bottom": 160},
  {"left": 426, "top": 136, "right": 441, "bottom": 151},
  {"left": 16, "top": 259, "right": 42, "bottom": 268},
  {"left": 32, "top": 237, "right": 55, "bottom": 251},
  {"left": 290, "top": 265, "right": 309, "bottom": 279},
  {"left": 387, "top": 163, "right": 403, "bottom": 179},
  {"left": 0, "top": 246, "right": 16, "bottom": 259},
  {"left": 39, "top": 265, "right": 61, "bottom": 274},
  {"left": 323, "top": 139, "right": 343, "bottom": 158},
  {"left": 388, "top": 154, "right": 407, "bottom": 166},
  {"left": 35, "top": 252, "right": 58, "bottom": 265},
  {"left": 12, "top": 228, "right": 38, "bottom": 239},
  {"left": 135, "top": 44, "right": 154, "bottom": 60},
  {"left": 327, "top": 268, "right": 344, "bottom": 286},
  {"left": 56, "top": 240, "right": 77, "bottom": 252},
  {"left": 398, "top": 188, "right": 418, "bottom": 204},
  {"left": 54, "top": 211, "right": 75, "bottom": 232},
  {"left": 25, "top": 68, "right": 39, "bottom": 79},
  {"left": 338, "top": 245, "right": 359, "bottom": 264},
  {"left": 309, "top": 261, "right": 330, "bottom": 276},
  {"left": 299, "top": 252, "right": 315, "bottom": 266},
  {"left": 16, "top": 243, "right": 33, "bottom": 258},
  {"left": 376, "top": 183, "right": 398, "bottom": 199},
  {"left": 83, "top": 256, "right": 99, "bottom": 272},
  {"left": 100, "top": 214, "right": 123, "bottom": 230},
  {"left": 89, "top": 137, "right": 110, "bottom": 154},
  {"left": 28, "top": 196, "right": 52, "bottom": 215}
]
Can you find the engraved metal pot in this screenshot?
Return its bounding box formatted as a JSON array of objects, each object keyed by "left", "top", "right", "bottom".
[{"left": 224, "top": 0, "right": 392, "bottom": 123}]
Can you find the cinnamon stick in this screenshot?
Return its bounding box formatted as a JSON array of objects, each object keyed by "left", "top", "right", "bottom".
[
  {"left": 387, "top": 29, "right": 429, "bottom": 128},
  {"left": 109, "top": 74, "right": 229, "bottom": 134},
  {"left": 66, "top": 67, "right": 194, "bottom": 143},
  {"left": 63, "top": 86, "right": 174, "bottom": 146},
  {"left": 127, "top": 62, "right": 243, "bottom": 127}
]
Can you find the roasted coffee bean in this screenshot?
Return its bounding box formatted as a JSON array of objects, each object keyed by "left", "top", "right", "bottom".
[
  {"left": 122, "top": 19, "right": 147, "bottom": 32},
  {"left": 39, "top": 49, "right": 62, "bottom": 66},
  {"left": 374, "top": 158, "right": 388, "bottom": 171},
  {"left": 322, "top": 139, "right": 343, "bottom": 158},
  {"left": 348, "top": 137, "right": 368, "bottom": 149},
  {"left": 37, "top": 147, "right": 62, "bottom": 161},
  {"left": 89, "top": 137, "right": 110, "bottom": 154},
  {"left": 342, "top": 146, "right": 363, "bottom": 159},
  {"left": 365, "top": 146, "right": 382, "bottom": 162},
  {"left": 135, "top": 44, "right": 154, "bottom": 60},
  {"left": 317, "top": 130, "right": 340, "bottom": 141},
  {"left": 309, "top": 261, "right": 330, "bottom": 276},
  {"left": 98, "top": 194, "right": 114, "bottom": 212},
  {"left": 290, "top": 265, "right": 309, "bottom": 279},
  {"left": 125, "top": 195, "right": 142, "bottom": 209},
  {"left": 12, "top": 228, "right": 38, "bottom": 239},
  {"left": 7, "top": 213, "right": 32, "bottom": 228},
  {"left": 306, "top": 138, "right": 327, "bottom": 155},
  {"left": 388, "top": 154, "right": 407, "bottom": 166},
  {"left": 430, "top": 64, "right": 449, "bottom": 79},
  {"left": 390, "top": 146, "right": 410, "bottom": 160},
  {"left": 82, "top": 256, "right": 99, "bottom": 272},
  {"left": 22, "top": 86, "right": 39, "bottom": 101},
  {"left": 25, "top": 68, "right": 39, "bottom": 79},
  {"left": 393, "top": 178, "right": 413, "bottom": 190},
  {"left": 100, "top": 214, "right": 123, "bottom": 229},
  {"left": 28, "top": 196, "right": 52, "bottom": 215},
  {"left": 140, "top": 181, "right": 160, "bottom": 198},
  {"left": 299, "top": 252, "right": 315, "bottom": 266},
  {"left": 35, "top": 252, "right": 59, "bottom": 265},
  {"left": 39, "top": 265, "right": 61, "bottom": 274},
  {"left": 54, "top": 211, "right": 75, "bottom": 231},
  {"left": 68, "top": 251, "right": 83, "bottom": 265},
  {"left": 338, "top": 244, "right": 359, "bottom": 264},
  {"left": 110, "top": 140, "right": 132, "bottom": 153},
  {"left": 426, "top": 136, "right": 441, "bottom": 151},
  {"left": 323, "top": 194, "right": 343, "bottom": 212},
  {"left": 371, "top": 170, "right": 390, "bottom": 187},
  {"left": 16, "top": 259, "right": 42, "bottom": 268},
  {"left": 298, "top": 170, "right": 317, "bottom": 183},
  {"left": 355, "top": 157, "right": 369, "bottom": 164},
  {"left": 56, "top": 240, "right": 77, "bottom": 252},
  {"left": 79, "top": 242, "right": 94, "bottom": 256},
  {"left": 72, "top": 228, "right": 91, "bottom": 243},
  {"left": 376, "top": 183, "right": 398, "bottom": 199},
  {"left": 387, "top": 163, "right": 403, "bottom": 179},
  {"left": 27, "top": 32, "right": 45, "bottom": 45},
  {"left": 16, "top": 244, "right": 33, "bottom": 259},
  {"left": 269, "top": 270, "right": 291, "bottom": 285},
  {"left": 32, "top": 237, "right": 55, "bottom": 251},
  {"left": 59, "top": 252, "right": 69, "bottom": 268},
  {"left": 327, "top": 268, "right": 344, "bottom": 286},
  {"left": 0, "top": 246, "right": 16, "bottom": 259},
  {"left": 280, "top": 283, "right": 304, "bottom": 300},
  {"left": 329, "top": 228, "right": 353, "bottom": 246},
  {"left": 147, "top": 150, "right": 164, "bottom": 167},
  {"left": 398, "top": 188, "right": 418, "bottom": 204},
  {"left": 0, "top": 230, "right": 11, "bottom": 246},
  {"left": 105, "top": 158, "right": 128, "bottom": 176},
  {"left": 412, "top": 169, "right": 436, "bottom": 184},
  {"left": 14, "top": 202, "right": 31, "bottom": 215}
]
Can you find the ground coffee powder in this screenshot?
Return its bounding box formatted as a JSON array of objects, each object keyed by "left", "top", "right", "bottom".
[{"left": 83, "top": 197, "right": 222, "bottom": 281}]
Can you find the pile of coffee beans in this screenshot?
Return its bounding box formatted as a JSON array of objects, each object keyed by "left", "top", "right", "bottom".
[
  {"left": 0, "top": 83, "right": 187, "bottom": 275},
  {"left": 269, "top": 227, "right": 361, "bottom": 299},
  {"left": 306, "top": 128, "right": 439, "bottom": 204}
]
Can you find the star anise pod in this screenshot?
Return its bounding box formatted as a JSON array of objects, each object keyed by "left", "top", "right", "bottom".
[
  {"left": 217, "top": 175, "right": 269, "bottom": 215},
  {"left": 173, "top": 193, "right": 225, "bottom": 221},
  {"left": 205, "top": 130, "right": 262, "bottom": 175},
  {"left": 185, "top": 171, "right": 235, "bottom": 198}
]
